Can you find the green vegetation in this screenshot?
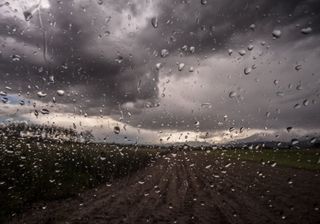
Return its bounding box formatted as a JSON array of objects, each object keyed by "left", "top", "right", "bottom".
[
  {"left": 0, "top": 137, "right": 160, "bottom": 223},
  {"left": 211, "top": 149, "right": 320, "bottom": 170}
]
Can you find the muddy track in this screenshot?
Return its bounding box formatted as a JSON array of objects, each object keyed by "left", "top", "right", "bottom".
[{"left": 10, "top": 152, "right": 320, "bottom": 224}]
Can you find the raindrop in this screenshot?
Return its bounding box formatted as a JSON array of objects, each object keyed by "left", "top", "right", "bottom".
[
  {"left": 200, "top": 0, "right": 207, "bottom": 5},
  {"left": 276, "top": 91, "right": 284, "bottom": 97},
  {"left": 228, "top": 49, "right": 233, "bottom": 56},
  {"left": 189, "top": 46, "right": 195, "bottom": 53},
  {"left": 272, "top": 29, "right": 282, "bottom": 38},
  {"left": 189, "top": 67, "right": 194, "bottom": 72},
  {"left": 291, "top": 139, "right": 299, "bottom": 146},
  {"left": 115, "top": 55, "right": 124, "bottom": 64},
  {"left": 229, "top": 91, "right": 237, "bottom": 98},
  {"left": 23, "top": 11, "right": 33, "bottom": 21},
  {"left": 286, "top": 127, "right": 293, "bottom": 132},
  {"left": 249, "top": 24, "right": 256, "bottom": 31},
  {"left": 178, "top": 63, "right": 185, "bottom": 71},
  {"left": 114, "top": 126, "right": 120, "bottom": 134},
  {"left": 160, "top": 49, "right": 169, "bottom": 58},
  {"left": 244, "top": 67, "right": 252, "bottom": 75},
  {"left": 49, "top": 76, "right": 54, "bottom": 83},
  {"left": 0, "top": 91, "right": 7, "bottom": 96},
  {"left": 293, "top": 103, "right": 301, "bottom": 109},
  {"left": 248, "top": 44, "right": 254, "bottom": 51},
  {"left": 271, "top": 162, "right": 277, "bottom": 167},
  {"left": 97, "top": 0, "right": 103, "bottom": 5},
  {"left": 301, "top": 27, "right": 312, "bottom": 35},
  {"left": 151, "top": 17, "right": 158, "bottom": 28},
  {"left": 295, "top": 64, "right": 302, "bottom": 71},
  {"left": 238, "top": 49, "right": 246, "bottom": 56},
  {"left": 57, "top": 90, "right": 65, "bottom": 96},
  {"left": 40, "top": 109, "right": 50, "bottom": 115},
  {"left": 303, "top": 99, "right": 309, "bottom": 106},
  {"left": 310, "top": 137, "right": 317, "bottom": 144},
  {"left": 11, "top": 54, "right": 21, "bottom": 61},
  {"left": 37, "top": 91, "right": 47, "bottom": 98},
  {"left": 156, "top": 63, "right": 162, "bottom": 70}
]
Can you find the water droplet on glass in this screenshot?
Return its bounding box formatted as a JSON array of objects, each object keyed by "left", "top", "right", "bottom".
[
  {"left": 115, "top": 55, "right": 124, "bottom": 64},
  {"left": 189, "top": 46, "right": 195, "bottom": 53},
  {"left": 23, "top": 11, "right": 33, "bottom": 21},
  {"left": 238, "top": 49, "right": 246, "bottom": 56},
  {"left": 156, "top": 63, "right": 162, "bottom": 70},
  {"left": 272, "top": 29, "right": 282, "bottom": 38},
  {"left": 303, "top": 99, "right": 309, "bottom": 106},
  {"left": 114, "top": 126, "right": 120, "bottom": 134},
  {"left": 229, "top": 91, "right": 237, "bottom": 98},
  {"left": 286, "top": 127, "right": 293, "bottom": 132},
  {"left": 293, "top": 103, "right": 301, "bottom": 109},
  {"left": 160, "top": 49, "right": 169, "bottom": 58},
  {"left": 248, "top": 44, "right": 254, "bottom": 51},
  {"left": 151, "top": 17, "right": 158, "bottom": 28},
  {"left": 301, "top": 27, "right": 312, "bottom": 34},
  {"left": 310, "top": 137, "right": 317, "bottom": 144},
  {"left": 178, "top": 63, "right": 185, "bottom": 71},
  {"left": 37, "top": 91, "right": 47, "bottom": 98},
  {"left": 200, "top": 0, "right": 207, "bottom": 5},
  {"left": 11, "top": 54, "right": 21, "bottom": 61},
  {"left": 244, "top": 67, "right": 252, "bottom": 75},
  {"left": 295, "top": 64, "right": 302, "bottom": 71},
  {"left": 57, "top": 90, "right": 65, "bottom": 96},
  {"left": 249, "top": 24, "right": 256, "bottom": 31},
  {"left": 228, "top": 49, "right": 233, "bottom": 55},
  {"left": 40, "top": 108, "right": 50, "bottom": 115},
  {"left": 291, "top": 139, "right": 299, "bottom": 146}
]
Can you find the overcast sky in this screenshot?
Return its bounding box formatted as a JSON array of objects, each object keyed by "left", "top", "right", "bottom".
[{"left": 0, "top": 0, "right": 320, "bottom": 144}]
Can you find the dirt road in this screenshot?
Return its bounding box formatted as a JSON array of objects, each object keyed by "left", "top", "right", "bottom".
[{"left": 10, "top": 152, "right": 320, "bottom": 224}]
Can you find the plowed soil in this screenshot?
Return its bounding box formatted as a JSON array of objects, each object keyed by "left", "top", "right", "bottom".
[{"left": 10, "top": 152, "right": 320, "bottom": 224}]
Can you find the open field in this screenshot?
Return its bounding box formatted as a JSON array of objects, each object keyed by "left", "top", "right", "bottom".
[
  {"left": 1, "top": 139, "right": 320, "bottom": 224},
  {"left": 0, "top": 137, "right": 160, "bottom": 223}
]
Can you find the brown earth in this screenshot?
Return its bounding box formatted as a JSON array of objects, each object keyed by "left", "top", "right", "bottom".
[{"left": 9, "top": 152, "right": 320, "bottom": 224}]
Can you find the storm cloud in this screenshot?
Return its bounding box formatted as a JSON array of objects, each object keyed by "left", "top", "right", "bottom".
[{"left": 0, "top": 0, "right": 320, "bottom": 144}]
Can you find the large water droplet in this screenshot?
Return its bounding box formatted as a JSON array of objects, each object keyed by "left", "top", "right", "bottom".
[
  {"left": 178, "top": 63, "right": 185, "bottom": 71},
  {"left": 37, "top": 91, "right": 47, "bottom": 98},
  {"left": 160, "top": 49, "right": 169, "bottom": 58},
  {"left": 151, "top": 17, "right": 158, "bottom": 28},
  {"left": 23, "top": 11, "right": 33, "bottom": 21},
  {"left": 200, "top": 0, "right": 207, "bottom": 5},
  {"left": 272, "top": 29, "right": 282, "bottom": 38},
  {"left": 114, "top": 126, "right": 120, "bottom": 134},
  {"left": 11, "top": 54, "right": 21, "bottom": 61},
  {"left": 244, "top": 67, "right": 252, "bottom": 75},
  {"left": 301, "top": 27, "right": 312, "bottom": 35},
  {"left": 229, "top": 91, "right": 237, "bottom": 98},
  {"left": 57, "top": 90, "right": 65, "bottom": 96},
  {"left": 249, "top": 24, "right": 256, "bottom": 31},
  {"left": 238, "top": 49, "right": 246, "bottom": 56}
]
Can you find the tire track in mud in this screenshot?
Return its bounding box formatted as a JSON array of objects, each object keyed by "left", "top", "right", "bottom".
[{"left": 10, "top": 152, "right": 320, "bottom": 224}]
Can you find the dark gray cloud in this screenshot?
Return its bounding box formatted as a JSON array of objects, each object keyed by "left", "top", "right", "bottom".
[{"left": 0, "top": 0, "right": 320, "bottom": 143}]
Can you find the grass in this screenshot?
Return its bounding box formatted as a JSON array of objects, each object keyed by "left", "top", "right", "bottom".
[
  {"left": 210, "top": 149, "right": 320, "bottom": 170},
  {"left": 0, "top": 137, "right": 160, "bottom": 223}
]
